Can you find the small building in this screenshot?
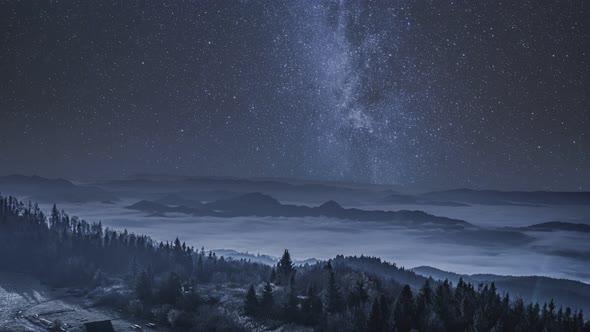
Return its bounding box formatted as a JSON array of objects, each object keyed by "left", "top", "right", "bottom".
[{"left": 84, "top": 320, "right": 115, "bottom": 332}]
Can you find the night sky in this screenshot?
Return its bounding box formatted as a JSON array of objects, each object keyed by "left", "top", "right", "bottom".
[{"left": 1, "top": 1, "right": 588, "bottom": 190}]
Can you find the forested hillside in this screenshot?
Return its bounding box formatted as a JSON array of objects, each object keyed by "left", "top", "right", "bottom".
[{"left": 0, "top": 195, "right": 588, "bottom": 331}]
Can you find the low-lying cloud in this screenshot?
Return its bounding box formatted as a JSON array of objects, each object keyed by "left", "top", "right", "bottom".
[{"left": 39, "top": 200, "right": 590, "bottom": 284}]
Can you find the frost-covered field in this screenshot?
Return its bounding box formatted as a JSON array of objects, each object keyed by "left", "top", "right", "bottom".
[
  {"left": 0, "top": 272, "right": 284, "bottom": 332},
  {"left": 0, "top": 273, "right": 48, "bottom": 331},
  {"left": 0, "top": 273, "right": 162, "bottom": 332}
]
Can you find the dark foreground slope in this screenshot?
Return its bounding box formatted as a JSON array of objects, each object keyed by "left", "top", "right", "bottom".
[
  {"left": 412, "top": 266, "right": 590, "bottom": 316},
  {"left": 1, "top": 195, "right": 589, "bottom": 332}
]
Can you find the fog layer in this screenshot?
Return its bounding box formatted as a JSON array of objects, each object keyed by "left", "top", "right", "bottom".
[{"left": 39, "top": 200, "right": 590, "bottom": 284}]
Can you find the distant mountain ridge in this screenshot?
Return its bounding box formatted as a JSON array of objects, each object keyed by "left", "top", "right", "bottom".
[
  {"left": 419, "top": 188, "right": 590, "bottom": 206},
  {"left": 5, "top": 174, "right": 588, "bottom": 206},
  {"left": 126, "top": 192, "right": 472, "bottom": 229},
  {"left": 155, "top": 193, "right": 204, "bottom": 208},
  {"left": 0, "top": 175, "right": 116, "bottom": 203},
  {"left": 96, "top": 175, "right": 396, "bottom": 204},
  {"left": 126, "top": 200, "right": 196, "bottom": 215},
  {"left": 381, "top": 193, "right": 471, "bottom": 206},
  {"left": 514, "top": 221, "right": 590, "bottom": 233}
]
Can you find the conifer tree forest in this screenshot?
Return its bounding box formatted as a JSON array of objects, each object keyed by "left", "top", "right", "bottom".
[{"left": 1, "top": 195, "right": 589, "bottom": 332}]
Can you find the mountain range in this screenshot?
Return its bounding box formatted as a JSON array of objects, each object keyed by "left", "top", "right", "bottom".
[
  {"left": 126, "top": 192, "right": 472, "bottom": 229},
  {"left": 2, "top": 174, "right": 589, "bottom": 207},
  {"left": 0, "top": 175, "right": 115, "bottom": 203}
]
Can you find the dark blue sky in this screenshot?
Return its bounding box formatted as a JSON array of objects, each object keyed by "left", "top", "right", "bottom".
[{"left": 1, "top": 1, "right": 588, "bottom": 190}]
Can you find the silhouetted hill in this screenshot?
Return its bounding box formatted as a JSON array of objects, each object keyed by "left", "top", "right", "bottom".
[
  {"left": 381, "top": 193, "right": 470, "bottom": 206},
  {"left": 318, "top": 200, "right": 345, "bottom": 212},
  {"left": 0, "top": 175, "right": 116, "bottom": 203},
  {"left": 420, "top": 189, "right": 590, "bottom": 206},
  {"left": 96, "top": 175, "right": 395, "bottom": 204},
  {"left": 126, "top": 192, "right": 472, "bottom": 229},
  {"left": 330, "top": 255, "right": 429, "bottom": 290},
  {"left": 516, "top": 221, "right": 590, "bottom": 233},
  {"left": 205, "top": 192, "right": 282, "bottom": 212},
  {"left": 412, "top": 266, "right": 590, "bottom": 314},
  {"left": 126, "top": 200, "right": 194, "bottom": 215},
  {"left": 421, "top": 228, "right": 533, "bottom": 247},
  {"left": 155, "top": 193, "right": 204, "bottom": 208},
  {"left": 201, "top": 193, "right": 473, "bottom": 228}
]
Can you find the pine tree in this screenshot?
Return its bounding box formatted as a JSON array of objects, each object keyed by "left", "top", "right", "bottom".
[
  {"left": 368, "top": 297, "right": 387, "bottom": 332},
  {"left": 394, "top": 285, "right": 415, "bottom": 332},
  {"left": 50, "top": 204, "right": 60, "bottom": 229},
  {"left": 325, "top": 270, "right": 342, "bottom": 313},
  {"left": 416, "top": 279, "right": 434, "bottom": 329},
  {"left": 135, "top": 270, "right": 153, "bottom": 302},
  {"left": 261, "top": 282, "right": 274, "bottom": 315},
  {"left": 283, "top": 282, "right": 299, "bottom": 322},
  {"left": 269, "top": 267, "right": 277, "bottom": 283},
  {"left": 434, "top": 279, "right": 454, "bottom": 330},
  {"left": 352, "top": 305, "right": 368, "bottom": 332},
  {"left": 160, "top": 272, "right": 182, "bottom": 304},
  {"left": 276, "top": 249, "right": 294, "bottom": 285},
  {"left": 302, "top": 285, "right": 323, "bottom": 326},
  {"left": 196, "top": 254, "right": 203, "bottom": 279},
  {"left": 548, "top": 298, "right": 556, "bottom": 323},
  {"left": 173, "top": 237, "right": 182, "bottom": 252},
  {"left": 348, "top": 279, "right": 369, "bottom": 308},
  {"left": 244, "top": 285, "right": 259, "bottom": 316},
  {"left": 379, "top": 294, "right": 390, "bottom": 330}
]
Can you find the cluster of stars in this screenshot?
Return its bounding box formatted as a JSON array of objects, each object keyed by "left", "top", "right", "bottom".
[{"left": 0, "top": 0, "right": 587, "bottom": 190}]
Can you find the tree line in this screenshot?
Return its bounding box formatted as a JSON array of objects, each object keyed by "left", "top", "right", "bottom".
[
  {"left": 0, "top": 195, "right": 589, "bottom": 331},
  {"left": 243, "top": 250, "right": 589, "bottom": 332}
]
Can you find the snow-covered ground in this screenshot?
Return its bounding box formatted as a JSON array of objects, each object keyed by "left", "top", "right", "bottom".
[
  {"left": 0, "top": 273, "right": 164, "bottom": 332},
  {"left": 0, "top": 273, "right": 47, "bottom": 331}
]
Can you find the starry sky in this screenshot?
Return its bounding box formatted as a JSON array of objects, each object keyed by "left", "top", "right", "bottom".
[{"left": 1, "top": 1, "right": 588, "bottom": 190}]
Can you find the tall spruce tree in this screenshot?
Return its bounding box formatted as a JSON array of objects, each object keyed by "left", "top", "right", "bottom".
[
  {"left": 50, "top": 204, "right": 59, "bottom": 229},
  {"left": 302, "top": 285, "right": 323, "bottom": 326},
  {"left": 416, "top": 279, "right": 434, "bottom": 329},
  {"left": 135, "top": 270, "right": 153, "bottom": 303},
  {"left": 283, "top": 282, "right": 299, "bottom": 323},
  {"left": 244, "top": 285, "right": 259, "bottom": 316},
  {"left": 325, "top": 270, "right": 342, "bottom": 314},
  {"left": 394, "top": 285, "right": 415, "bottom": 332},
  {"left": 348, "top": 279, "right": 369, "bottom": 308},
  {"left": 160, "top": 272, "right": 182, "bottom": 304},
  {"left": 269, "top": 267, "right": 277, "bottom": 283},
  {"left": 434, "top": 279, "right": 454, "bottom": 330},
  {"left": 261, "top": 282, "right": 274, "bottom": 315},
  {"left": 276, "top": 249, "right": 294, "bottom": 285},
  {"left": 368, "top": 297, "right": 387, "bottom": 332},
  {"left": 379, "top": 294, "right": 390, "bottom": 330}
]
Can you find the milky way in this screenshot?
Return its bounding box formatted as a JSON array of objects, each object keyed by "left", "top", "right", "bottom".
[
  {"left": 299, "top": 1, "right": 414, "bottom": 184},
  {"left": 1, "top": 1, "right": 588, "bottom": 190}
]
